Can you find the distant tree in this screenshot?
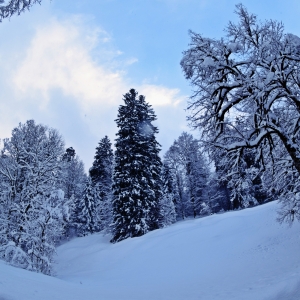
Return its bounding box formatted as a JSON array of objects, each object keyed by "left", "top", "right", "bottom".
[
  {"left": 76, "top": 177, "right": 97, "bottom": 236},
  {"left": 0, "top": 0, "right": 42, "bottom": 21},
  {"left": 181, "top": 4, "right": 300, "bottom": 222},
  {"left": 60, "top": 147, "right": 86, "bottom": 238},
  {"left": 63, "top": 147, "right": 75, "bottom": 162},
  {"left": 158, "top": 163, "right": 176, "bottom": 227},
  {"left": 164, "top": 144, "right": 186, "bottom": 219},
  {"left": 111, "top": 89, "right": 162, "bottom": 243},
  {"left": 90, "top": 136, "right": 114, "bottom": 185},
  {"left": 204, "top": 173, "right": 224, "bottom": 214},
  {"left": 208, "top": 145, "right": 233, "bottom": 211},
  {"left": 185, "top": 138, "right": 209, "bottom": 217},
  {"left": 89, "top": 136, "right": 114, "bottom": 232},
  {"left": 61, "top": 147, "right": 86, "bottom": 201},
  {"left": 164, "top": 132, "right": 209, "bottom": 218},
  {"left": 210, "top": 145, "right": 268, "bottom": 210}
]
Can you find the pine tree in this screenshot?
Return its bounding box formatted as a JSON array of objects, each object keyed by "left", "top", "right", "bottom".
[
  {"left": 89, "top": 136, "right": 114, "bottom": 232},
  {"left": 159, "top": 163, "right": 176, "bottom": 227},
  {"left": 76, "top": 177, "right": 96, "bottom": 236},
  {"left": 111, "top": 89, "right": 162, "bottom": 243},
  {"left": 62, "top": 147, "right": 75, "bottom": 162},
  {"left": 90, "top": 136, "right": 114, "bottom": 185}
]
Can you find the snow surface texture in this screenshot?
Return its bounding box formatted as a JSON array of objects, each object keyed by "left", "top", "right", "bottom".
[{"left": 1, "top": 201, "right": 300, "bottom": 300}]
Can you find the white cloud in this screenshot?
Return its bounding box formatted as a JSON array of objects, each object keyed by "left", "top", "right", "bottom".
[
  {"left": 13, "top": 17, "right": 183, "bottom": 115},
  {"left": 124, "top": 57, "right": 139, "bottom": 66},
  {"left": 3, "top": 15, "right": 188, "bottom": 167},
  {"left": 139, "top": 84, "right": 184, "bottom": 107},
  {"left": 13, "top": 17, "right": 126, "bottom": 113}
]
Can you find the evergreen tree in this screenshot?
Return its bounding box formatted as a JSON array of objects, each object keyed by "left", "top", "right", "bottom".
[
  {"left": 76, "top": 177, "right": 96, "bottom": 236},
  {"left": 158, "top": 163, "right": 176, "bottom": 227},
  {"left": 60, "top": 147, "right": 86, "bottom": 238},
  {"left": 62, "top": 147, "right": 75, "bottom": 162},
  {"left": 111, "top": 89, "right": 162, "bottom": 243},
  {"left": 89, "top": 136, "right": 114, "bottom": 232},
  {"left": 90, "top": 136, "right": 114, "bottom": 186}
]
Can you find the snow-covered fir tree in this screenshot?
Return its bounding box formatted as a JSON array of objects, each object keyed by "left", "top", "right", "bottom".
[
  {"left": 158, "top": 163, "right": 176, "bottom": 227},
  {"left": 76, "top": 177, "right": 97, "bottom": 236},
  {"left": 111, "top": 89, "right": 162, "bottom": 243},
  {"left": 89, "top": 136, "right": 114, "bottom": 232}
]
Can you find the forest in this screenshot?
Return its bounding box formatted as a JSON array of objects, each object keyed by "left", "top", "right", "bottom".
[{"left": 0, "top": 2, "right": 300, "bottom": 279}]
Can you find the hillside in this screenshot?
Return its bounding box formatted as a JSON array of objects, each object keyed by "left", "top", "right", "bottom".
[{"left": 1, "top": 201, "right": 300, "bottom": 300}]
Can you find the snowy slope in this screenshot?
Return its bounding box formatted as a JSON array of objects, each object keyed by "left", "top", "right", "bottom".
[{"left": 1, "top": 201, "right": 300, "bottom": 300}]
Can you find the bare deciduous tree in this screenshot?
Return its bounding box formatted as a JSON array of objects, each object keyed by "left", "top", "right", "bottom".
[{"left": 181, "top": 4, "right": 300, "bottom": 223}]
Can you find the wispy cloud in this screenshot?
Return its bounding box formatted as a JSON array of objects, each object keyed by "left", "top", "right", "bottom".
[
  {"left": 13, "top": 16, "right": 183, "bottom": 114},
  {"left": 139, "top": 84, "right": 184, "bottom": 107},
  {"left": 1, "top": 14, "right": 187, "bottom": 167},
  {"left": 13, "top": 17, "right": 126, "bottom": 112}
]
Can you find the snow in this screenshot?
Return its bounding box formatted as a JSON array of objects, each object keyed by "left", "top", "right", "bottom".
[
  {"left": 265, "top": 71, "right": 274, "bottom": 84},
  {"left": 202, "top": 57, "right": 215, "bottom": 67},
  {"left": 286, "top": 33, "right": 300, "bottom": 47},
  {"left": 227, "top": 42, "right": 241, "bottom": 52},
  {"left": 1, "top": 201, "right": 300, "bottom": 300}
]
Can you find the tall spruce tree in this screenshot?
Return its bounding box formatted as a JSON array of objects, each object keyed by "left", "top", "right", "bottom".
[
  {"left": 111, "top": 89, "right": 162, "bottom": 243},
  {"left": 76, "top": 177, "right": 96, "bottom": 236},
  {"left": 89, "top": 136, "right": 114, "bottom": 232}
]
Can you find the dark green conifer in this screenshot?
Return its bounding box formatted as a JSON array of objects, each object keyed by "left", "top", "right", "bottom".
[{"left": 111, "top": 89, "right": 162, "bottom": 243}]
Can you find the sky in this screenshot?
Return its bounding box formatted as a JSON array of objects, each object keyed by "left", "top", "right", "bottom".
[{"left": 1, "top": 0, "right": 300, "bottom": 170}]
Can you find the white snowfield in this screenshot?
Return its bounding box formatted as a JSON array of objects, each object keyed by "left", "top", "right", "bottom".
[{"left": 1, "top": 201, "right": 300, "bottom": 300}]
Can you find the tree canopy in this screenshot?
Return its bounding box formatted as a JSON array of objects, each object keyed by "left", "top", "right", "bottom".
[
  {"left": 181, "top": 4, "right": 300, "bottom": 223},
  {"left": 111, "top": 89, "right": 162, "bottom": 243},
  {"left": 0, "top": 0, "right": 42, "bottom": 21}
]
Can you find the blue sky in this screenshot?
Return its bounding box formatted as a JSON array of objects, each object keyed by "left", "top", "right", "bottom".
[{"left": 0, "top": 0, "right": 300, "bottom": 169}]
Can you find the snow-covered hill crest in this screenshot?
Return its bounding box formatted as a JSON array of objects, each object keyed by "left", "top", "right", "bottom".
[{"left": 1, "top": 201, "right": 300, "bottom": 300}]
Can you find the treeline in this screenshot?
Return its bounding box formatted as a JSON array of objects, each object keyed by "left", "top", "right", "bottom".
[{"left": 0, "top": 89, "right": 274, "bottom": 275}]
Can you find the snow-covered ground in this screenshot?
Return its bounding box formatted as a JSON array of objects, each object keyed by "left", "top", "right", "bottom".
[{"left": 1, "top": 201, "right": 300, "bottom": 300}]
